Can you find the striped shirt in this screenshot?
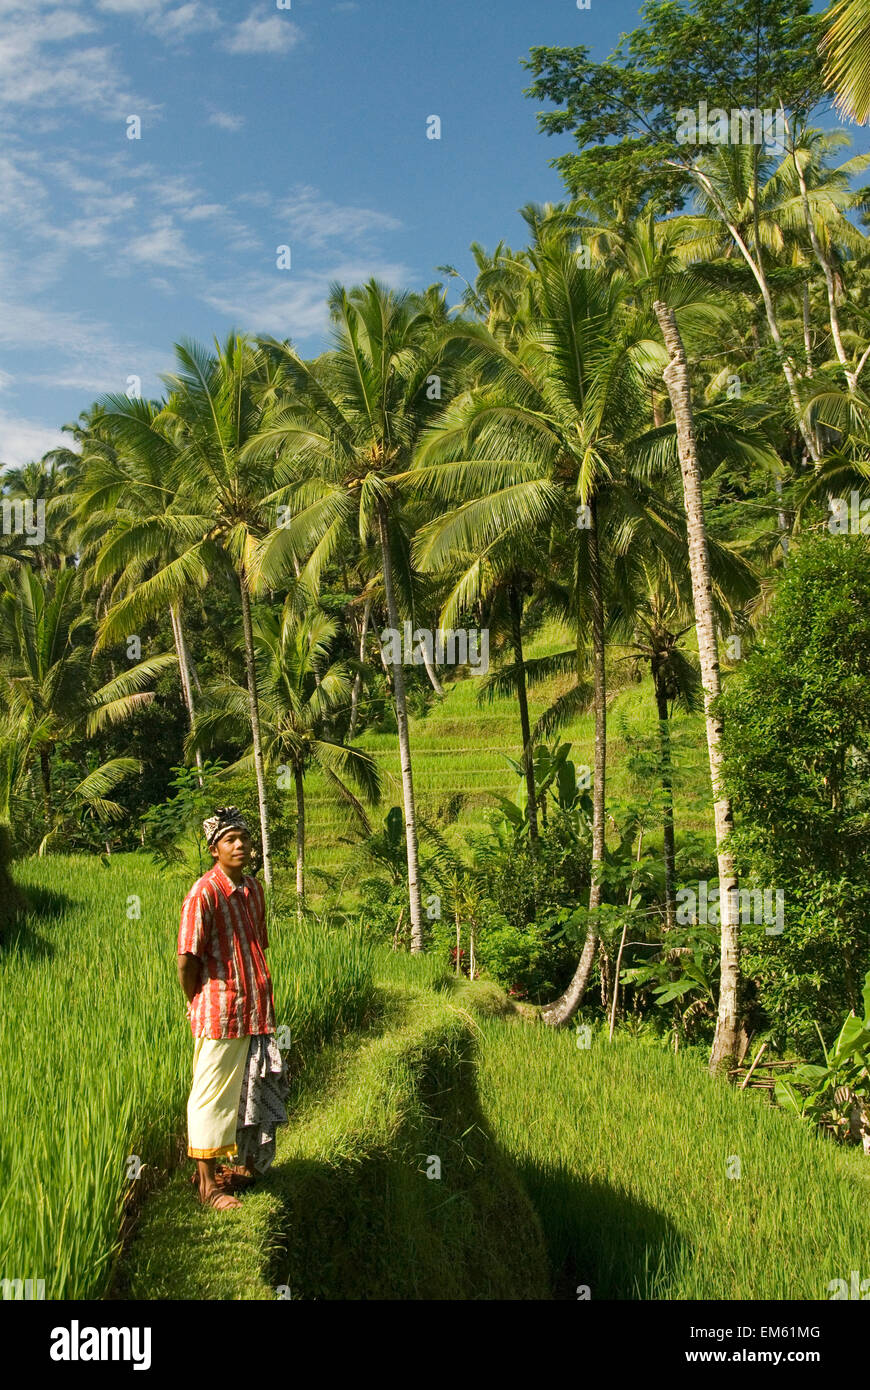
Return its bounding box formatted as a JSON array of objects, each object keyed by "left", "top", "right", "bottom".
[{"left": 177, "top": 864, "right": 276, "bottom": 1039}]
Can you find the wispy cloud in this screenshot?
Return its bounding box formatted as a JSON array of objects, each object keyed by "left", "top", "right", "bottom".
[
  {"left": 276, "top": 186, "right": 403, "bottom": 250},
  {"left": 127, "top": 215, "right": 200, "bottom": 269},
  {"left": 222, "top": 12, "right": 301, "bottom": 56},
  {"left": 0, "top": 7, "right": 157, "bottom": 121},
  {"left": 207, "top": 109, "right": 245, "bottom": 132},
  {"left": 0, "top": 410, "right": 73, "bottom": 469},
  {"left": 202, "top": 259, "right": 414, "bottom": 342}
]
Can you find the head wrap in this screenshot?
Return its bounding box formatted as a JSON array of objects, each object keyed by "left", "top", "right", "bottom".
[{"left": 203, "top": 806, "right": 251, "bottom": 850}]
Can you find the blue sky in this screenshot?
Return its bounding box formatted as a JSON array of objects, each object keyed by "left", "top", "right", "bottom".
[{"left": 0, "top": 0, "right": 862, "bottom": 467}]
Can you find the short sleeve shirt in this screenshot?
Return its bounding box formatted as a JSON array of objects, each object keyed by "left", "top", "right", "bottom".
[{"left": 177, "top": 864, "right": 276, "bottom": 1039}]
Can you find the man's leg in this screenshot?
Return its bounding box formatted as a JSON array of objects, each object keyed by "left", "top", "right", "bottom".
[{"left": 187, "top": 1036, "right": 251, "bottom": 1205}]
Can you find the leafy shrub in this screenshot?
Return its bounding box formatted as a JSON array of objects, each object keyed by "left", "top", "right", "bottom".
[{"left": 720, "top": 535, "right": 870, "bottom": 1055}]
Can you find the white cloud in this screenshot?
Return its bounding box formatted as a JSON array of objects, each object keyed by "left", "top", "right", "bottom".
[
  {"left": 0, "top": 9, "right": 156, "bottom": 120},
  {"left": 276, "top": 185, "right": 403, "bottom": 249},
  {"left": 202, "top": 260, "right": 413, "bottom": 341},
  {"left": 97, "top": 0, "right": 217, "bottom": 30},
  {"left": 127, "top": 215, "right": 200, "bottom": 269},
  {"left": 0, "top": 411, "right": 70, "bottom": 468},
  {"left": 222, "top": 12, "right": 301, "bottom": 56},
  {"left": 208, "top": 110, "right": 245, "bottom": 132},
  {"left": 159, "top": 2, "right": 217, "bottom": 35}
]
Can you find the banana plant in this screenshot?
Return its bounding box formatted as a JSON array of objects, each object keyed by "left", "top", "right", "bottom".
[
  {"left": 494, "top": 740, "right": 593, "bottom": 834},
  {"left": 775, "top": 970, "right": 870, "bottom": 1150}
]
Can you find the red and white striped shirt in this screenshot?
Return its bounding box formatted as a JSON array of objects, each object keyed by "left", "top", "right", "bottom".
[{"left": 177, "top": 864, "right": 276, "bottom": 1039}]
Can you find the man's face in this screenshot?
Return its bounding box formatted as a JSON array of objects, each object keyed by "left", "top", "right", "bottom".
[{"left": 212, "top": 828, "right": 252, "bottom": 873}]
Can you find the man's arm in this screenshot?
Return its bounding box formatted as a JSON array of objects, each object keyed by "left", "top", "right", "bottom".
[
  {"left": 177, "top": 885, "right": 208, "bottom": 1005},
  {"left": 177, "top": 953, "right": 201, "bottom": 1004}
]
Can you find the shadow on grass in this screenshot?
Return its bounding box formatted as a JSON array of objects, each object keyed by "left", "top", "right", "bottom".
[
  {"left": 511, "top": 1154, "right": 685, "bottom": 1300},
  {"left": 1, "top": 887, "right": 71, "bottom": 958}
]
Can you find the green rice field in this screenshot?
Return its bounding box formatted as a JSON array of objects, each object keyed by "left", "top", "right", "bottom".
[{"left": 0, "top": 855, "right": 375, "bottom": 1300}]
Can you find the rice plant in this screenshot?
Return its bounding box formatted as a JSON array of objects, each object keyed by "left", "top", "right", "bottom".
[
  {"left": 474, "top": 1017, "right": 870, "bottom": 1299},
  {"left": 0, "top": 855, "right": 374, "bottom": 1300}
]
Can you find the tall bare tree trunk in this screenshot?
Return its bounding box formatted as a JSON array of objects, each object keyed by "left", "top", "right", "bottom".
[
  {"left": 349, "top": 594, "right": 371, "bottom": 737},
  {"left": 169, "top": 602, "right": 204, "bottom": 783},
  {"left": 684, "top": 165, "right": 821, "bottom": 464},
  {"left": 653, "top": 663, "right": 677, "bottom": 932},
  {"left": 541, "top": 495, "right": 606, "bottom": 1025},
  {"left": 419, "top": 639, "right": 444, "bottom": 694},
  {"left": 785, "top": 114, "right": 856, "bottom": 393},
  {"left": 654, "top": 301, "right": 740, "bottom": 1075},
  {"left": 508, "top": 583, "right": 539, "bottom": 849},
  {"left": 238, "top": 565, "right": 273, "bottom": 887},
  {"left": 294, "top": 764, "right": 305, "bottom": 916},
  {"left": 377, "top": 501, "right": 424, "bottom": 950}
]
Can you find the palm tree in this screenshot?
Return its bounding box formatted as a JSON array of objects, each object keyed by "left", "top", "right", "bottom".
[
  {"left": 410, "top": 232, "right": 683, "bottom": 1022},
  {"left": 653, "top": 300, "right": 742, "bottom": 1074},
  {"left": 821, "top": 0, "right": 870, "bottom": 124},
  {"left": 251, "top": 280, "right": 463, "bottom": 948},
  {"left": 667, "top": 141, "right": 824, "bottom": 462},
  {"left": 190, "top": 600, "right": 380, "bottom": 910},
  {"left": 619, "top": 564, "right": 703, "bottom": 930},
  {"left": 773, "top": 125, "right": 870, "bottom": 394},
  {"left": 91, "top": 335, "right": 282, "bottom": 884},
  {"left": 0, "top": 565, "right": 156, "bottom": 849},
  {"left": 71, "top": 401, "right": 207, "bottom": 777},
  {"left": 411, "top": 222, "right": 769, "bottom": 1024}
]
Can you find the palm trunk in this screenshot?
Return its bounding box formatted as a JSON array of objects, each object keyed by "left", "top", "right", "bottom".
[
  {"left": 653, "top": 663, "right": 677, "bottom": 932},
  {"left": 774, "top": 475, "right": 789, "bottom": 559},
  {"left": 238, "top": 565, "right": 273, "bottom": 887},
  {"left": 169, "top": 602, "right": 204, "bottom": 782},
  {"left": 682, "top": 164, "right": 821, "bottom": 464},
  {"left": 39, "top": 747, "right": 52, "bottom": 830},
  {"left": 349, "top": 595, "right": 371, "bottom": 737},
  {"left": 294, "top": 764, "right": 305, "bottom": 914},
  {"left": 541, "top": 495, "right": 605, "bottom": 1025},
  {"left": 377, "top": 501, "right": 424, "bottom": 951},
  {"left": 801, "top": 285, "right": 814, "bottom": 378},
  {"left": 420, "top": 640, "right": 444, "bottom": 695},
  {"left": 786, "top": 115, "right": 855, "bottom": 393},
  {"left": 654, "top": 301, "right": 740, "bottom": 1075},
  {"left": 508, "top": 583, "right": 539, "bottom": 848}
]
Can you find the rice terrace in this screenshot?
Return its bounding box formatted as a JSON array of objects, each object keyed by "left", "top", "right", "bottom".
[{"left": 3, "top": 0, "right": 870, "bottom": 1336}]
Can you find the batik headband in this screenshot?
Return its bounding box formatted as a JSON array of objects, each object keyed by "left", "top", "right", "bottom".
[{"left": 203, "top": 806, "right": 251, "bottom": 849}]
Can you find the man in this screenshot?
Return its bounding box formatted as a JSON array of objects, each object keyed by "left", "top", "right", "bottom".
[{"left": 177, "top": 806, "right": 290, "bottom": 1211}]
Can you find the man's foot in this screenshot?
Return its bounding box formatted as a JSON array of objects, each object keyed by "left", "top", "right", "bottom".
[
  {"left": 215, "top": 1163, "right": 257, "bottom": 1189},
  {"left": 198, "top": 1182, "right": 241, "bottom": 1210}
]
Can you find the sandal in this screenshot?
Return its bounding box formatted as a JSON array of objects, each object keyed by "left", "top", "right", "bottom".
[
  {"left": 191, "top": 1171, "right": 229, "bottom": 1191},
  {"left": 200, "top": 1186, "right": 241, "bottom": 1211}
]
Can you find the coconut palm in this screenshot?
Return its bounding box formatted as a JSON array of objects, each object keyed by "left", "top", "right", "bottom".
[
  {"left": 410, "top": 222, "right": 769, "bottom": 1025},
  {"left": 822, "top": 0, "right": 870, "bottom": 125},
  {"left": 190, "top": 599, "right": 380, "bottom": 909},
  {"left": 71, "top": 401, "right": 208, "bottom": 776},
  {"left": 250, "top": 280, "right": 464, "bottom": 948},
  {"left": 91, "top": 335, "right": 283, "bottom": 884},
  {"left": 0, "top": 565, "right": 157, "bottom": 848},
  {"left": 654, "top": 300, "right": 743, "bottom": 1072}
]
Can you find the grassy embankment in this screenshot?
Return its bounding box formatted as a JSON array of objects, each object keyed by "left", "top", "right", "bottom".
[
  {"left": 113, "top": 954, "right": 549, "bottom": 1301},
  {"left": 0, "top": 855, "right": 374, "bottom": 1300}
]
